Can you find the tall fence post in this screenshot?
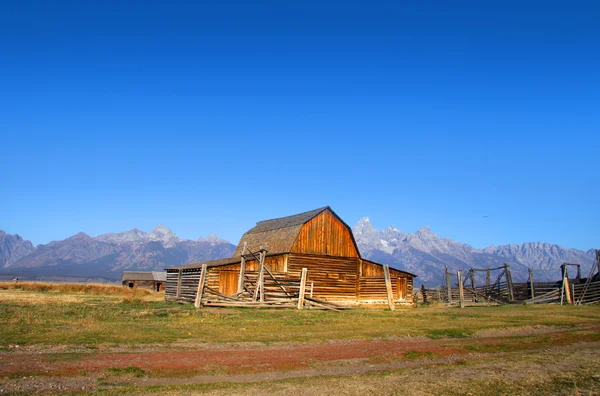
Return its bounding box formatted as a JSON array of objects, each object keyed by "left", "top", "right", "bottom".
[
  {"left": 298, "top": 268, "right": 308, "bottom": 310},
  {"left": 252, "top": 248, "right": 266, "bottom": 303},
  {"left": 194, "top": 264, "right": 207, "bottom": 308},
  {"left": 237, "top": 242, "right": 247, "bottom": 294},
  {"left": 505, "top": 264, "right": 515, "bottom": 301},
  {"left": 446, "top": 267, "right": 452, "bottom": 304},
  {"left": 486, "top": 266, "right": 491, "bottom": 288},
  {"left": 528, "top": 268, "right": 535, "bottom": 299},
  {"left": 457, "top": 270, "right": 465, "bottom": 308},
  {"left": 384, "top": 265, "right": 396, "bottom": 311}
]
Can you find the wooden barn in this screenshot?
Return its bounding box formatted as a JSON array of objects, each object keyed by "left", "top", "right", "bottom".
[
  {"left": 122, "top": 271, "right": 167, "bottom": 292},
  {"left": 165, "top": 207, "right": 416, "bottom": 309}
]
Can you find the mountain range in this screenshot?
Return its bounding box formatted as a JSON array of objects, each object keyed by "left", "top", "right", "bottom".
[
  {"left": 1, "top": 220, "right": 597, "bottom": 285},
  {"left": 0, "top": 227, "right": 235, "bottom": 282},
  {"left": 352, "top": 217, "right": 596, "bottom": 285}
]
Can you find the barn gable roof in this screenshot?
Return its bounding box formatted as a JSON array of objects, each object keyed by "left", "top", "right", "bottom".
[{"left": 232, "top": 206, "right": 335, "bottom": 256}]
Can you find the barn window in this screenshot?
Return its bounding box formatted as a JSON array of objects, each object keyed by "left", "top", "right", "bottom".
[
  {"left": 128, "top": 282, "right": 134, "bottom": 288},
  {"left": 339, "top": 273, "right": 347, "bottom": 281}
]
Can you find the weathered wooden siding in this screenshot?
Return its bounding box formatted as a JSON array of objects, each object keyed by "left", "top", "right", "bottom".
[
  {"left": 166, "top": 254, "right": 414, "bottom": 304},
  {"left": 165, "top": 268, "right": 202, "bottom": 301},
  {"left": 203, "top": 254, "right": 288, "bottom": 296},
  {"left": 287, "top": 254, "right": 358, "bottom": 302},
  {"left": 290, "top": 210, "right": 359, "bottom": 258},
  {"left": 358, "top": 259, "right": 413, "bottom": 302},
  {"left": 360, "top": 260, "right": 406, "bottom": 278}
]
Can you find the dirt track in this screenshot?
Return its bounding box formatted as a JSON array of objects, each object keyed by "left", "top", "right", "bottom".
[{"left": 2, "top": 324, "right": 600, "bottom": 393}]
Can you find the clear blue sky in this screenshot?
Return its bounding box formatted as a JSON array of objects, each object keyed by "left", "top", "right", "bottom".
[{"left": 1, "top": 1, "right": 598, "bottom": 250}]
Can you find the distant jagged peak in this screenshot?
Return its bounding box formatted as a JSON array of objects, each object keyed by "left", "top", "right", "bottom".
[
  {"left": 415, "top": 226, "right": 436, "bottom": 238},
  {"left": 198, "top": 233, "right": 229, "bottom": 245},
  {"left": 96, "top": 228, "right": 148, "bottom": 244},
  {"left": 150, "top": 224, "right": 174, "bottom": 234},
  {"left": 353, "top": 216, "right": 377, "bottom": 235},
  {"left": 148, "top": 224, "right": 180, "bottom": 246},
  {"left": 71, "top": 232, "right": 91, "bottom": 240},
  {"left": 0, "top": 230, "right": 27, "bottom": 241}
]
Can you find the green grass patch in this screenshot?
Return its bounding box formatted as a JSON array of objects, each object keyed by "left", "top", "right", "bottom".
[
  {"left": 105, "top": 366, "right": 148, "bottom": 378},
  {"left": 426, "top": 328, "right": 472, "bottom": 339},
  {"left": 403, "top": 350, "right": 438, "bottom": 360}
]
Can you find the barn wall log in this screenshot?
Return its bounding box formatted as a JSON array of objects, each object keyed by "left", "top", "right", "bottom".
[
  {"left": 287, "top": 254, "right": 358, "bottom": 302},
  {"left": 358, "top": 259, "right": 413, "bottom": 302}
]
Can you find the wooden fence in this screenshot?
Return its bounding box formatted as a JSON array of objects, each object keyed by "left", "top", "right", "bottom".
[{"left": 417, "top": 251, "right": 600, "bottom": 307}]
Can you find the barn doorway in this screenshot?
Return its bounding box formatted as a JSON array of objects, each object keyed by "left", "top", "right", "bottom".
[
  {"left": 128, "top": 282, "right": 134, "bottom": 288},
  {"left": 396, "top": 278, "right": 407, "bottom": 300},
  {"left": 156, "top": 283, "right": 162, "bottom": 292},
  {"left": 219, "top": 271, "right": 238, "bottom": 296}
]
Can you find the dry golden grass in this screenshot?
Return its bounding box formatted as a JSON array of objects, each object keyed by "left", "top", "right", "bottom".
[{"left": 0, "top": 281, "right": 153, "bottom": 296}]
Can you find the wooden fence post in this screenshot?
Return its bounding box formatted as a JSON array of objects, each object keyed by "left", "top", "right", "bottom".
[
  {"left": 176, "top": 269, "right": 182, "bottom": 299},
  {"left": 194, "top": 264, "right": 208, "bottom": 308},
  {"left": 253, "top": 249, "right": 266, "bottom": 303},
  {"left": 298, "top": 268, "right": 308, "bottom": 310},
  {"left": 237, "top": 242, "right": 247, "bottom": 294},
  {"left": 486, "top": 267, "right": 491, "bottom": 288},
  {"left": 505, "top": 264, "right": 515, "bottom": 301},
  {"left": 446, "top": 267, "right": 452, "bottom": 304},
  {"left": 528, "top": 268, "right": 535, "bottom": 299},
  {"left": 383, "top": 265, "right": 395, "bottom": 311},
  {"left": 562, "top": 264, "right": 573, "bottom": 305},
  {"left": 457, "top": 270, "right": 465, "bottom": 309}
]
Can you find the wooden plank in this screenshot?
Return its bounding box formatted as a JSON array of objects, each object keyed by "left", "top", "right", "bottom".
[
  {"left": 237, "top": 242, "right": 247, "bottom": 294},
  {"left": 446, "top": 267, "right": 452, "bottom": 303},
  {"left": 259, "top": 250, "right": 265, "bottom": 303},
  {"left": 298, "top": 268, "right": 308, "bottom": 310},
  {"left": 176, "top": 269, "right": 182, "bottom": 298},
  {"left": 194, "top": 264, "right": 208, "bottom": 308},
  {"left": 383, "top": 265, "right": 395, "bottom": 311},
  {"left": 564, "top": 276, "right": 572, "bottom": 304},
  {"left": 528, "top": 268, "right": 535, "bottom": 299},
  {"left": 505, "top": 264, "right": 515, "bottom": 301},
  {"left": 252, "top": 250, "right": 265, "bottom": 303}
]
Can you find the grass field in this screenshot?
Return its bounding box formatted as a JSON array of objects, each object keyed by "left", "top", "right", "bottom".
[{"left": 1, "top": 282, "right": 599, "bottom": 394}]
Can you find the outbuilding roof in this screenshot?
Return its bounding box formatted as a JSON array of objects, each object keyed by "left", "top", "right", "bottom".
[{"left": 122, "top": 271, "right": 167, "bottom": 282}]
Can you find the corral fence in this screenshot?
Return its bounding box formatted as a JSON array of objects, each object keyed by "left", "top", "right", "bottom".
[{"left": 416, "top": 249, "right": 600, "bottom": 307}]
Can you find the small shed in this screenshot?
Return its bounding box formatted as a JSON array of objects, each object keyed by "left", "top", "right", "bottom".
[
  {"left": 122, "top": 271, "right": 167, "bottom": 292},
  {"left": 165, "top": 207, "right": 416, "bottom": 307}
]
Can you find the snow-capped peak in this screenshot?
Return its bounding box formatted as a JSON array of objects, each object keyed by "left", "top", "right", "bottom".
[{"left": 148, "top": 225, "right": 180, "bottom": 247}]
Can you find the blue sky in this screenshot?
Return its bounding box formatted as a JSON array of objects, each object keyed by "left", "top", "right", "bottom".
[{"left": 1, "top": 1, "right": 598, "bottom": 250}]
